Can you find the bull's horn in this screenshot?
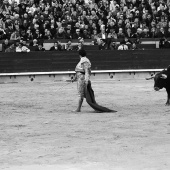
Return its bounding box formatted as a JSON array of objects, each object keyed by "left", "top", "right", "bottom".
[
  {"left": 160, "top": 74, "right": 167, "bottom": 79},
  {"left": 145, "top": 74, "right": 155, "bottom": 80}
]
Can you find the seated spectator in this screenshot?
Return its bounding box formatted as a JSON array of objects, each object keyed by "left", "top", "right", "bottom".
[
  {"left": 117, "top": 43, "right": 128, "bottom": 50},
  {"left": 16, "top": 42, "right": 30, "bottom": 52},
  {"left": 125, "top": 28, "right": 133, "bottom": 38},
  {"left": 35, "top": 43, "right": 46, "bottom": 51},
  {"left": 0, "top": 24, "right": 6, "bottom": 40},
  {"left": 65, "top": 40, "right": 73, "bottom": 51},
  {"left": 25, "top": 29, "right": 33, "bottom": 41},
  {"left": 43, "top": 29, "right": 53, "bottom": 40},
  {"left": 33, "top": 29, "right": 43, "bottom": 40},
  {"left": 91, "top": 29, "right": 100, "bottom": 44},
  {"left": 64, "top": 29, "right": 73, "bottom": 39},
  {"left": 157, "top": 27, "right": 167, "bottom": 38},
  {"left": 55, "top": 27, "right": 65, "bottom": 39},
  {"left": 107, "top": 29, "right": 118, "bottom": 39},
  {"left": 166, "top": 28, "right": 170, "bottom": 38},
  {"left": 134, "top": 37, "right": 141, "bottom": 44},
  {"left": 28, "top": 39, "right": 39, "bottom": 51},
  {"left": 5, "top": 24, "right": 14, "bottom": 40},
  {"left": 74, "top": 38, "right": 85, "bottom": 51},
  {"left": 98, "top": 39, "right": 108, "bottom": 50},
  {"left": 109, "top": 41, "right": 118, "bottom": 50},
  {"left": 73, "top": 29, "right": 83, "bottom": 39},
  {"left": 142, "top": 29, "right": 150, "bottom": 38},
  {"left": 120, "top": 37, "right": 133, "bottom": 45},
  {"left": 2, "top": 39, "right": 10, "bottom": 52},
  {"left": 130, "top": 43, "right": 139, "bottom": 50},
  {"left": 76, "top": 41, "right": 85, "bottom": 51},
  {"left": 82, "top": 29, "right": 91, "bottom": 39},
  {"left": 117, "top": 28, "right": 125, "bottom": 39},
  {"left": 98, "top": 28, "right": 107, "bottom": 40},
  {"left": 149, "top": 27, "right": 158, "bottom": 38},
  {"left": 50, "top": 42, "right": 62, "bottom": 51},
  {"left": 159, "top": 37, "right": 170, "bottom": 49},
  {"left": 10, "top": 30, "right": 20, "bottom": 40},
  {"left": 5, "top": 43, "right": 16, "bottom": 52}
]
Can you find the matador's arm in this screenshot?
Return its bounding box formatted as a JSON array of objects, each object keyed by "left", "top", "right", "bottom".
[{"left": 83, "top": 62, "right": 91, "bottom": 84}]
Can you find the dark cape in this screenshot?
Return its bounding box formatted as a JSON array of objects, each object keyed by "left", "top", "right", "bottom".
[{"left": 85, "top": 82, "right": 117, "bottom": 113}]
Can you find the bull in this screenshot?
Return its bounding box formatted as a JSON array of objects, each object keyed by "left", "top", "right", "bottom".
[{"left": 146, "top": 66, "right": 170, "bottom": 105}]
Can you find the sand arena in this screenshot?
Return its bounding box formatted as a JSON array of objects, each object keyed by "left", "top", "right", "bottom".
[{"left": 0, "top": 79, "right": 170, "bottom": 170}]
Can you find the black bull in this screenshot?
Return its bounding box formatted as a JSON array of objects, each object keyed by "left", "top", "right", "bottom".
[{"left": 146, "top": 66, "right": 170, "bottom": 105}]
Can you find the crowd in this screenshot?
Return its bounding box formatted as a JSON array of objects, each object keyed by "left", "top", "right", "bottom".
[{"left": 1, "top": 0, "right": 170, "bottom": 52}]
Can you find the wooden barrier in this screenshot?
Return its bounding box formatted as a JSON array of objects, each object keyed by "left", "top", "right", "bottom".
[{"left": 0, "top": 50, "right": 169, "bottom": 74}]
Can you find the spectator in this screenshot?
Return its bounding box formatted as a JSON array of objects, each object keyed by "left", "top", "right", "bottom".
[
  {"left": 73, "top": 28, "right": 83, "bottom": 39},
  {"left": 120, "top": 37, "right": 133, "bottom": 45},
  {"left": 118, "top": 43, "right": 128, "bottom": 50},
  {"left": 22, "top": 40, "right": 29, "bottom": 48},
  {"left": 125, "top": 28, "right": 133, "bottom": 38},
  {"left": 30, "top": 39, "right": 39, "bottom": 47},
  {"left": 91, "top": 29, "right": 100, "bottom": 43},
  {"left": 55, "top": 27, "right": 65, "bottom": 39},
  {"left": 50, "top": 42, "right": 62, "bottom": 51},
  {"left": 43, "top": 29, "right": 53, "bottom": 40},
  {"left": 157, "top": 27, "right": 167, "bottom": 38},
  {"left": 5, "top": 43, "right": 15, "bottom": 52},
  {"left": 25, "top": 29, "right": 33, "bottom": 41},
  {"left": 98, "top": 39, "right": 108, "bottom": 50},
  {"left": 16, "top": 42, "right": 30, "bottom": 52},
  {"left": 0, "top": 24, "right": 6, "bottom": 40},
  {"left": 33, "top": 29, "right": 43, "bottom": 40},
  {"left": 98, "top": 28, "right": 107, "bottom": 40},
  {"left": 130, "top": 43, "right": 139, "bottom": 50},
  {"left": 159, "top": 37, "right": 170, "bottom": 49},
  {"left": 109, "top": 41, "right": 118, "bottom": 50},
  {"left": 134, "top": 37, "right": 141, "bottom": 44},
  {"left": 82, "top": 29, "right": 91, "bottom": 39},
  {"left": 117, "top": 28, "right": 125, "bottom": 39},
  {"left": 35, "top": 43, "right": 46, "bottom": 51},
  {"left": 76, "top": 41, "right": 84, "bottom": 51},
  {"left": 5, "top": 24, "right": 14, "bottom": 39},
  {"left": 65, "top": 40, "right": 73, "bottom": 51},
  {"left": 2, "top": 38, "right": 10, "bottom": 52},
  {"left": 10, "top": 30, "right": 20, "bottom": 40},
  {"left": 64, "top": 29, "right": 72, "bottom": 39}
]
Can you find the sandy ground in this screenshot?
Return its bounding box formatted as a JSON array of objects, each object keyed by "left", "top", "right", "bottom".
[{"left": 0, "top": 79, "right": 170, "bottom": 170}]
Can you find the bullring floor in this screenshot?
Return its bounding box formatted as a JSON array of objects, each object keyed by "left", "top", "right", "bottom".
[{"left": 0, "top": 79, "right": 170, "bottom": 170}]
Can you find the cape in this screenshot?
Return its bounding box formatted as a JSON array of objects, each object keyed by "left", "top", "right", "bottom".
[{"left": 85, "top": 82, "right": 117, "bottom": 113}]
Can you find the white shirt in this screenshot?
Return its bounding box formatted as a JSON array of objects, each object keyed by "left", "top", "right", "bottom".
[
  {"left": 118, "top": 44, "right": 128, "bottom": 50},
  {"left": 16, "top": 46, "right": 30, "bottom": 52}
]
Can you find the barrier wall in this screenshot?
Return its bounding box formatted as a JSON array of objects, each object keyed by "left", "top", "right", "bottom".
[{"left": 0, "top": 50, "right": 170, "bottom": 73}]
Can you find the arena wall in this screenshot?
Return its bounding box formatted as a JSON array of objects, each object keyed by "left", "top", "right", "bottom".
[{"left": 0, "top": 50, "right": 169, "bottom": 73}]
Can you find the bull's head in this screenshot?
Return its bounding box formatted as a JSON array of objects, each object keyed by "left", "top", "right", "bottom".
[
  {"left": 154, "top": 73, "right": 168, "bottom": 91},
  {"left": 146, "top": 71, "right": 168, "bottom": 91}
]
